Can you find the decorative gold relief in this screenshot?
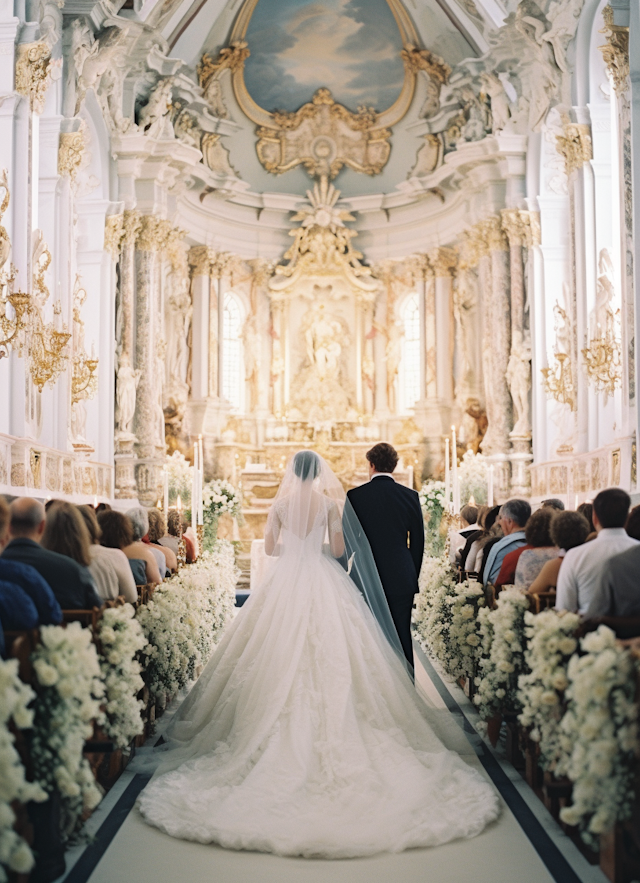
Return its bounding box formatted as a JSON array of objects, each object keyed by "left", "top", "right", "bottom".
[
  {"left": 400, "top": 44, "right": 450, "bottom": 85},
  {"left": 71, "top": 278, "right": 98, "bottom": 405},
  {"left": 0, "top": 169, "right": 30, "bottom": 360},
  {"left": 104, "top": 214, "right": 124, "bottom": 256},
  {"left": 599, "top": 6, "right": 629, "bottom": 96},
  {"left": 581, "top": 314, "right": 622, "bottom": 398},
  {"left": 542, "top": 352, "right": 576, "bottom": 411},
  {"left": 197, "top": 41, "right": 251, "bottom": 90},
  {"left": 58, "top": 129, "right": 86, "bottom": 180},
  {"left": 556, "top": 119, "right": 593, "bottom": 177},
  {"left": 255, "top": 88, "right": 391, "bottom": 179},
  {"left": 15, "top": 41, "right": 52, "bottom": 114},
  {"left": 188, "top": 245, "right": 217, "bottom": 277}
]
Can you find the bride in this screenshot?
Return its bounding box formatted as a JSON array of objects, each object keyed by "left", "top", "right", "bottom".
[{"left": 138, "top": 451, "right": 499, "bottom": 858}]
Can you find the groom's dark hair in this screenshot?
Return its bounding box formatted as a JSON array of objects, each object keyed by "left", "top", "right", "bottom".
[{"left": 366, "top": 443, "right": 398, "bottom": 474}]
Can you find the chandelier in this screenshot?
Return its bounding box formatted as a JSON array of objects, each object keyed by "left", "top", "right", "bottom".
[
  {"left": 582, "top": 314, "right": 622, "bottom": 400},
  {"left": 71, "top": 279, "right": 99, "bottom": 404},
  {"left": 28, "top": 244, "right": 71, "bottom": 391},
  {"left": 541, "top": 352, "right": 576, "bottom": 411}
]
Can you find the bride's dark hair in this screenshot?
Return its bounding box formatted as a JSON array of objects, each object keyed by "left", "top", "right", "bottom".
[{"left": 293, "top": 450, "right": 321, "bottom": 481}]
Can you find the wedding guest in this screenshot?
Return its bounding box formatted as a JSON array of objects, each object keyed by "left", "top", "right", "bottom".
[
  {"left": 147, "top": 509, "right": 178, "bottom": 573},
  {"left": 78, "top": 505, "right": 137, "bottom": 603},
  {"left": 529, "top": 510, "right": 590, "bottom": 595},
  {"left": 40, "top": 503, "right": 106, "bottom": 608},
  {"left": 458, "top": 506, "right": 488, "bottom": 572},
  {"left": 469, "top": 506, "right": 501, "bottom": 577},
  {"left": 577, "top": 502, "right": 596, "bottom": 536},
  {"left": 625, "top": 504, "right": 640, "bottom": 541},
  {"left": 0, "top": 579, "right": 38, "bottom": 637},
  {"left": 512, "top": 508, "right": 558, "bottom": 590},
  {"left": 3, "top": 498, "right": 102, "bottom": 610},
  {"left": 128, "top": 508, "right": 167, "bottom": 579},
  {"left": 158, "top": 509, "right": 181, "bottom": 556},
  {"left": 182, "top": 518, "right": 198, "bottom": 562},
  {"left": 98, "top": 510, "right": 161, "bottom": 586},
  {"left": 583, "top": 541, "right": 640, "bottom": 638},
  {"left": 482, "top": 499, "right": 531, "bottom": 587},
  {"left": 542, "top": 498, "right": 565, "bottom": 511},
  {"left": 0, "top": 497, "right": 62, "bottom": 624},
  {"left": 95, "top": 502, "right": 111, "bottom": 515},
  {"left": 449, "top": 505, "right": 479, "bottom": 567},
  {"left": 555, "top": 488, "right": 638, "bottom": 614}
]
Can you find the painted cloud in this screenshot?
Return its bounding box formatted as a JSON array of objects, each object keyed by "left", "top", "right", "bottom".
[{"left": 242, "top": 0, "right": 405, "bottom": 113}]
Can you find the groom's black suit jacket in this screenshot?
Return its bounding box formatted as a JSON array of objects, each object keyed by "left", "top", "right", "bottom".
[{"left": 347, "top": 476, "right": 424, "bottom": 664}]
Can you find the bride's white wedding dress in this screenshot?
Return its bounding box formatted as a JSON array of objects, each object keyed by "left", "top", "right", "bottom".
[{"left": 138, "top": 453, "right": 499, "bottom": 858}]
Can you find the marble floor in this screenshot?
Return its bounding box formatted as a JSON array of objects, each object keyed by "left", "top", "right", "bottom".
[{"left": 56, "top": 645, "right": 609, "bottom": 883}]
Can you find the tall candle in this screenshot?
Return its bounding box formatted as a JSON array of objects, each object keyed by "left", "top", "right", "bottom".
[
  {"left": 163, "top": 466, "right": 169, "bottom": 515},
  {"left": 451, "top": 425, "right": 460, "bottom": 514},
  {"left": 444, "top": 438, "right": 451, "bottom": 512},
  {"left": 198, "top": 435, "right": 204, "bottom": 476},
  {"left": 198, "top": 469, "right": 204, "bottom": 526},
  {"left": 574, "top": 493, "right": 579, "bottom": 510},
  {"left": 488, "top": 465, "right": 494, "bottom": 507}
]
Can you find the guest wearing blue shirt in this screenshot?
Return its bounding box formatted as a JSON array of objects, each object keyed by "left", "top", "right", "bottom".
[
  {"left": 0, "top": 497, "right": 62, "bottom": 624},
  {"left": 0, "top": 579, "right": 38, "bottom": 633},
  {"left": 482, "top": 499, "right": 531, "bottom": 587}
]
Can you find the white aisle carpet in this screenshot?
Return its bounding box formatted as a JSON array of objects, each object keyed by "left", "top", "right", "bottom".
[{"left": 76, "top": 649, "right": 590, "bottom": 883}]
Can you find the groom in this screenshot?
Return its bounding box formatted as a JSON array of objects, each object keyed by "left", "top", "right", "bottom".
[{"left": 347, "top": 443, "right": 424, "bottom": 666}]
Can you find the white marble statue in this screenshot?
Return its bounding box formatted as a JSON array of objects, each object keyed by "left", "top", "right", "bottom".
[
  {"left": 506, "top": 329, "right": 532, "bottom": 436},
  {"left": 115, "top": 354, "right": 140, "bottom": 439},
  {"left": 303, "top": 303, "right": 344, "bottom": 381}
]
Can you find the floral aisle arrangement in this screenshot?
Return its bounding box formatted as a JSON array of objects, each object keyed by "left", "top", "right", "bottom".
[
  {"left": 474, "top": 588, "right": 530, "bottom": 721},
  {"left": 557, "top": 627, "right": 639, "bottom": 847},
  {"left": 136, "top": 542, "right": 238, "bottom": 703},
  {"left": 418, "top": 481, "right": 446, "bottom": 556},
  {"left": 0, "top": 659, "right": 47, "bottom": 882},
  {"left": 413, "top": 557, "right": 485, "bottom": 680},
  {"left": 458, "top": 450, "right": 489, "bottom": 507},
  {"left": 165, "top": 450, "right": 193, "bottom": 508},
  {"left": 518, "top": 610, "right": 580, "bottom": 772},
  {"left": 30, "top": 624, "right": 104, "bottom": 837},
  {"left": 96, "top": 605, "right": 146, "bottom": 749},
  {"left": 202, "top": 479, "right": 243, "bottom": 550}
]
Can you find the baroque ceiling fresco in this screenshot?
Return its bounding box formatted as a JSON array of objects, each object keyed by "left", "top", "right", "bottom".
[{"left": 240, "top": 0, "right": 406, "bottom": 114}]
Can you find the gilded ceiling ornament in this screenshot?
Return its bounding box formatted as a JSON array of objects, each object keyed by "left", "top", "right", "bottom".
[
  {"left": 104, "top": 214, "right": 125, "bottom": 256},
  {"left": 599, "top": 5, "right": 629, "bottom": 96},
  {"left": 255, "top": 88, "right": 391, "bottom": 179},
  {"left": 15, "top": 41, "right": 53, "bottom": 114},
  {"left": 58, "top": 129, "right": 86, "bottom": 180},
  {"left": 269, "top": 177, "right": 378, "bottom": 298},
  {"left": 197, "top": 41, "right": 251, "bottom": 90},
  {"left": 556, "top": 119, "right": 593, "bottom": 177},
  {"left": 400, "top": 44, "right": 450, "bottom": 85}
]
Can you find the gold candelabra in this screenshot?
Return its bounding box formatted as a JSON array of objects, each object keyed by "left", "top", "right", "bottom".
[
  {"left": 541, "top": 352, "right": 576, "bottom": 411},
  {"left": 71, "top": 280, "right": 98, "bottom": 404},
  {"left": 582, "top": 318, "right": 622, "bottom": 398}
]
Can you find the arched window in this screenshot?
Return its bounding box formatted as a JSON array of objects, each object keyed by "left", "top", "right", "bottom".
[
  {"left": 223, "top": 292, "right": 244, "bottom": 411},
  {"left": 399, "top": 294, "right": 420, "bottom": 412}
]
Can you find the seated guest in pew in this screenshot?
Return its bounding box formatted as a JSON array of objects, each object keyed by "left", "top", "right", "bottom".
[
  {"left": 0, "top": 579, "right": 39, "bottom": 637},
  {"left": 78, "top": 505, "right": 137, "bottom": 603},
  {"left": 582, "top": 542, "right": 640, "bottom": 638},
  {"left": 449, "top": 505, "right": 479, "bottom": 567},
  {"left": 159, "top": 510, "right": 181, "bottom": 557},
  {"left": 458, "top": 506, "right": 488, "bottom": 573},
  {"left": 499, "top": 507, "right": 557, "bottom": 591},
  {"left": 98, "top": 509, "right": 161, "bottom": 586},
  {"left": 467, "top": 506, "right": 500, "bottom": 576},
  {"left": 542, "top": 498, "right": 565, "bottom": 511},
  {"left": 147, "top": 509, "right": 178, "bottom": 573},
  {"left": 128, "top": 508, "right": 167, "bottom": 580},
  {"left": 182, "top": 518, "right": 197, "bottom": 563},
  {"left": 0, "top": 496, "right": 62, "bottom": 624},
  {"left": 555, "top": 488, "right": 638, "bottom": 615},
  {"left": 529, "top": 510, "right": 590, "bottom": 595},
  {"left": 624, "top": 504, "right": 640, "bottom": 542},
  {"left": 577, "top": 502, "right": 596, "bottom": 536},
  {"left": 3, "top": 497, "right": 102, "bottom": 611},
  {"left": 482, "top": 499, "right": 531, "bottom": 587}
]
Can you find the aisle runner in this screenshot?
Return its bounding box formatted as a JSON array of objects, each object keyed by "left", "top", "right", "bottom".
[{"left": 56, "top": 647, "right": 607, "bottom": 883}]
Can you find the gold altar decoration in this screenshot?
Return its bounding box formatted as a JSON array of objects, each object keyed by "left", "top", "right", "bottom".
[
  {"left": 0, "top": 169, "right": 31, "bottom": 360},
  {"left": 202, "top": 0, "right": 433, "bottom": 180},
  {"left": 70, "top": 278, "right": 99, "bottom": 405},
  {"left": 599, "top": 6, "right": 629, "bottom": 96},
  {"left": 15, "top": 41, "right": 53, "bottom": 114},
  {"left": 542, "top": 353, "right": 576, "bottom": 412},
  {"left": 556, "top": 118, "right": 593, "bottom": 177},
  {"left": 581, "top": 311, "right": 622, "bottom": 399},
  {"left": 58, "top": 129, "right": 86, "bottom": 181},
  {"left": 28, "top": 242, "right": 71, "bottom": 392},
  {"left": 270, "top": 177, "right": 378, "bottom": 297}
]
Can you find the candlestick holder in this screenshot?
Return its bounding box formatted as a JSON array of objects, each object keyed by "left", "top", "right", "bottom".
[
  {"left": 197, "top": 524, "right": 204, "bottom": 553},
  {"left": 177, "top": 537, "right": 187, "bottom": 570}
]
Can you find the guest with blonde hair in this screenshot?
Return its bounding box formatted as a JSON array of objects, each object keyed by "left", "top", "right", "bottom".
[{"left": 78, "top": 505, "right": 137, "bottom": 603}]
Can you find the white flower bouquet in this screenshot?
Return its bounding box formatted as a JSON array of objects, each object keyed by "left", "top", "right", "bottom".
[
  {"left": 474, "top": 588, "right": 530, "bottom": 721},
  {"left": 0, "top": 659, "right": 47, "bottom": 882},
  {"left": 418, "top": 481, "right": 446, "bottom": 556},
  {"left": 557, "top": 626, "right": 639, "bottom": 847},
  {"left": 202, "top": 479, "right": 243, "bottom": 550},
  {"left": 30, "top": 623, "right": 104, "bottom": 837},
  {"left": 518, "top": 610, "right": 579, "bottom": 772},
  {"left": 96, "top": 604, "right": 146, "bottom": 748}
]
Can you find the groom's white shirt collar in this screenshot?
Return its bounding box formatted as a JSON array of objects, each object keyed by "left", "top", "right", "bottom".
[{"left": 371, "top": 473, "right": 395, "bottom": 480}]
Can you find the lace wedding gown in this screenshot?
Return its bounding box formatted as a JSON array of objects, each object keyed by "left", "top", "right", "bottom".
[{"left": 138, "top": 453, "right": 499, "bottom": 858}]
